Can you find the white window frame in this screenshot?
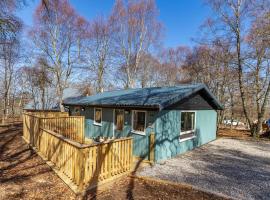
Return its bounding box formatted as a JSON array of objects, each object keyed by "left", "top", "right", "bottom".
[
  {"left": 179, "top": 111, "right": 196, "bottom": 142},
  {"left": 131, "top": 110, "right": 147, "bottom": 135},
  {"left": 93, "top": 107, "right": 102, "bottom": 126}
]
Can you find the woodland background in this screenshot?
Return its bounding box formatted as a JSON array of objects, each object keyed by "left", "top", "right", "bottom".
[{"left": 0, "top": 0, "right": 270, "bottom": 135}]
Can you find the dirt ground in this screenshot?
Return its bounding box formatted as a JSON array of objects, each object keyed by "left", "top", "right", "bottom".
[
  {"left": 0, "top": 124, "right": 226, "bottom": 200},
  {"left": 85, "top": 176, "right": 227, "bottom": 200},
  {"left": 0, "top": 124, "right": 75, "bottom": 200}
]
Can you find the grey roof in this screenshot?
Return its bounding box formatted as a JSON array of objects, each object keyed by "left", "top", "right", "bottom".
[{"left": 63, "top": 84, "right": 223, "bottom": 110}]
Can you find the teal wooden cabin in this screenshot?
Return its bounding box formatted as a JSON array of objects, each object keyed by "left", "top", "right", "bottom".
[{"left": 63, "top": 84, "right": 223, "bottom": 162}]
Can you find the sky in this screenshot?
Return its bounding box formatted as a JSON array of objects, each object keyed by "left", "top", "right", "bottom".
[{"left": 17, "top": 0, "right": 212, "bottom": 48}]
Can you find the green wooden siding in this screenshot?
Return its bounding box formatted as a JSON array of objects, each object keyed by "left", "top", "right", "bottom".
[
  {"left": 69, "top": 106, "right": 217, "bottom": 162},
  {"left": 154, "top": 109, "right": 217, "bottom": 162},
  {"left": 69, "top": 106, "right": 156, "bottom": 159}
]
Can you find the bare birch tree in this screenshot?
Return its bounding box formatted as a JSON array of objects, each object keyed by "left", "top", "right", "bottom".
[
  {"left": 110, "top": 0, "right": 161, "bottom": 88},
  {"left": 205, "top": 0, "right": 270, "bottom": 135},
  {"left": 29, "top": 0, "right": 87, "bottom": 111},
  {"left": 84, "top": 16, "right": 112, "bottom": 93}
]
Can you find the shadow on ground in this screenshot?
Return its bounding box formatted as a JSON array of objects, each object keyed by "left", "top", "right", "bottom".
[{"left": 0, "top": 124, "right": 75, "bottom": 200}]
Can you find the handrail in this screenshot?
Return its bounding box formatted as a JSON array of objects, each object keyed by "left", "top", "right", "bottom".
[{"left": 41, "top": 128, "right": 132, "bottom": 149}]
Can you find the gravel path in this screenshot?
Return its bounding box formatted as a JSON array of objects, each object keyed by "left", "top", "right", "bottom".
[{"left": 138, "top": 138, "right": 270, "bottom": 200}]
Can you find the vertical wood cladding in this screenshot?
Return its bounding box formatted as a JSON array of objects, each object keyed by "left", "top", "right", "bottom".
[{"left": 167, "top": 91, "right": 218, "bottom": 110}]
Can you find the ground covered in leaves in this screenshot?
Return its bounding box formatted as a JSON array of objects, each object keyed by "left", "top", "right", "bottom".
[
  {"left": 85, "top": 176, "right": 227, "bottom": 200},
  {"left": 218, "top": 127, "right": 252, "bottom": 139},
  {"left": 0, "top": 124, "right": 75, "bottom": 200},
  {"left": 218, "top": 127, "right": 270, "bottom": 140},
  {"left": 0, "top": 124, "right": 226, "bottom": 200}
]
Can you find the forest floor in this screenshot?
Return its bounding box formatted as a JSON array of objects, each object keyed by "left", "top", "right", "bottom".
[
  {"left": 0, "top": 123, "right": 227, "bottom": 200},
  {"left": 218, "top": 127, "right": 270, "bottom": 140}
]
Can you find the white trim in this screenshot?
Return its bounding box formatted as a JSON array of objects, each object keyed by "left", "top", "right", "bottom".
[
  {"left": 131, "top": 110, "right": 147, "bottom": 135},
  {"left": 113, "top": 109, "right": 125, "bottom": 136},
  {"left": 179, "top": 135, "right": 196, "bottom": 142},
  {"left": 131, "top": 130, "right": 146, "bottom": 136},
  {"left": 94, "top": 107, "right": 102, "bottom": 126},
  {"left": 180, "top": 130, "right": 195, "bottom": 135},
  {"left": 179, "top": 110, "right": 196, "bottom": 140},
  {"left": 93, "top": 122, "right": 102, "bottom": 126}
]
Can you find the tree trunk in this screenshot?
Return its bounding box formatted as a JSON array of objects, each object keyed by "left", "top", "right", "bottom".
[
  {"left": 97, "top": 63, "right": 104, "bottom": 93},
  {"left": 235, "top": 21, "right": 252, "bottom": 133}
]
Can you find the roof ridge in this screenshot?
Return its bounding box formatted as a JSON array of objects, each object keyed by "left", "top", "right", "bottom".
[{"left": 93, "top": 83, "right": 204, "bottom": 95}]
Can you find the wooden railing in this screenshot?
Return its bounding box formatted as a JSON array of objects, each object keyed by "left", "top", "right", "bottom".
[
  {"left": 22, "top": 112, "right": 133, "bottom": 193},
  {"left": 38, "top": 129, "right": 133, "bottom": 191},
  {"left": 40, "top": 117, "right": 85, "bottom": 143},
  {"left": 24, "top": 111, "right": 69, "bottom": 118},
  {"left": 23, "top": 113, "right": 85, "bottom": 144},
  {"left": 23, "top": 113, "right": 40, "bottom": 145}
]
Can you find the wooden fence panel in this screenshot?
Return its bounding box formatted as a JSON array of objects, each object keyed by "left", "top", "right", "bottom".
[
  {"left": 40, "top": 116, "right": 85, "bottom": 143},
  {"left": 37, "top": 129, "right": 133, "bottom": 190},
  {"left": 23, "top": 113, "right": 133, "bottom": 192},
  {"left": 83, "top": 138, "right": 133, "bottom": 188},
  {"left": 38, "top": 129, "right": 83, "bottom": 184},
  {"left": 23, "top": 113, "right": 40, "bottom": 146}
]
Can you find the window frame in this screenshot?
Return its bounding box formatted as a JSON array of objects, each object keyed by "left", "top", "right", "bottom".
[
  {"left": 179, "top": 111, "right": 196, "bottom": 142},
  {"left": 93, "top": 107, "right": 102, "bottom": 126},
  {"left": 131, "top": 110, "right": 147, "bottom": 135}
]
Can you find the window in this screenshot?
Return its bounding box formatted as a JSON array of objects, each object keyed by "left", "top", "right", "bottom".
[
  {"left": 73, "top": 106, "right": 81, "bottom": 116},
  {"left": 132, "top": 111, "right": 146, "bottom": 134},
  {"left": 94, "top": 108, "right": 102, "bottom": 125},
  {"left": 115, "top": 109, "right": 124, "bottom": 131},
  {"left": 180, "top": 111, "right": 196, "bottom": 141}
]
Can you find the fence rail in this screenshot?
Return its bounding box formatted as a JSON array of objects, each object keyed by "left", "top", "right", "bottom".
[
  {"left": 22, "top": 112, "right": 133, "bottom": 193},
  {"left": 24, "top": 111, "right": 69, "bottom": 118},
  {"left": 23, "top": 112, "right": 85, "bottom": 144},
  {"left": 40, "top": 117, "right": 85, "bottom": 143}
]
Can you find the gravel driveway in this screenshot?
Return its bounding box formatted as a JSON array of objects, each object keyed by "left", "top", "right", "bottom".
[{"left": 138, "top": 138, "right": 270, "bottom": 200}]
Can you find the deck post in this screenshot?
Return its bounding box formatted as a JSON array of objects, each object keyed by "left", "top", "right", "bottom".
[
  {"left": 78, "top": 148, "right": 87, "bottom": 192},
  {"left": 149, "top": 132, "right": 155, "bottom": 163}
]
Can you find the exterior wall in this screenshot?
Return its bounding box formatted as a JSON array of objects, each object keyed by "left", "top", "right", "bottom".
[
  {"left": 154, "top": 109, "right": 217, "bottom": 162},
  {"left": 69, "top": 105, "right": 217, "bottom": 162},
  {"left": 69, "top": 106, "right": 156, "bottom": 159}
]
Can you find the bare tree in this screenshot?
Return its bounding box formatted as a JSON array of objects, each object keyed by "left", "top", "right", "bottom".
[
  {"left": 29, "top": 0, "right": 87, "bottom": 111},
  {"left": 21, "top": 63, "right": 54, "bottom": 110},
  {"left": 136, "top": 53, "right": 160, "bottom": 87},
  {"left": 160, "top": 46, "right": 191, "bottom": 86},
  {"left": 205, "top": 0, "right": 270, "bottom": 135},
  {"left": 0, "top": 34, "right": 21, "bottom": 123},
  {"left": 0, "top": 0, "right": 22, "bottom": 42},
  {"left": 0, "top": 0, "right": 22, "bottom": 123},
  {"left": 110, "top": 0, "right": 162, "bottom": 88},
  {"left": 245, "top": 11, "right": 270, "bottom": 134},
  {"left": 84, "top": 16, "right": 112, "bottom": 93},
  {"left": 33, "top": 57, "right": 52, "bottom": 110}
]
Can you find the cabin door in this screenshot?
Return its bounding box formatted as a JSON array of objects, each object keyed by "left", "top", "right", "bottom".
[{"left": 113, "top": 109, "right": 125, "bottom": 138}]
